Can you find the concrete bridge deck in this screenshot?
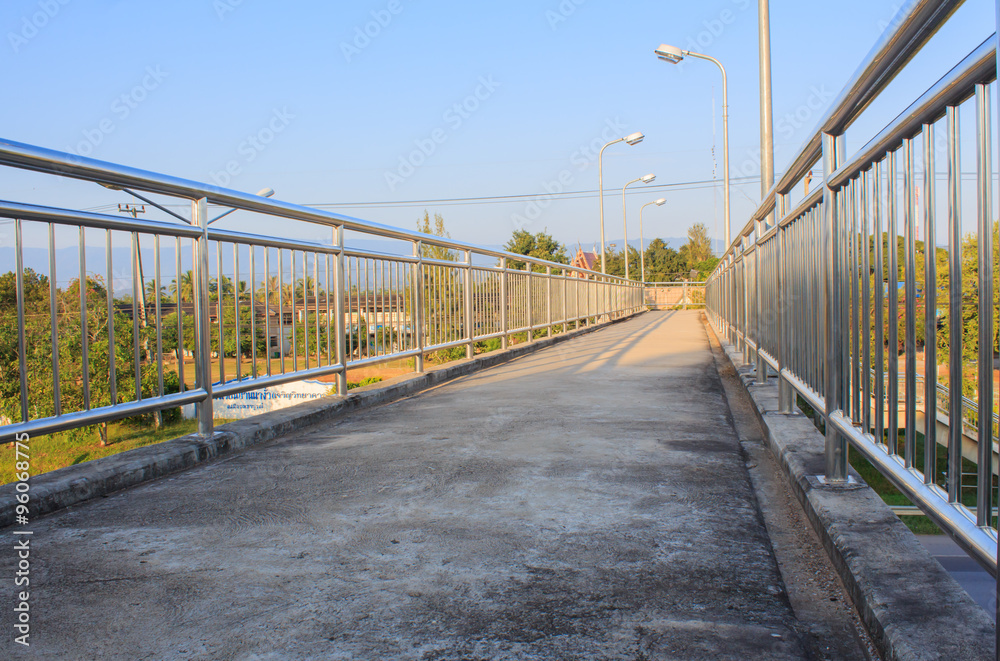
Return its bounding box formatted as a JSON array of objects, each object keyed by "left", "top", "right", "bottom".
[{"left": 2, "top": 312, "right": 870, "bottom": 660}]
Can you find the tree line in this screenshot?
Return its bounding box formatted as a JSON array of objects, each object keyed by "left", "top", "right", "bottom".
[{"left": 502, "top": 221, "right": 719, "bottom": 281}]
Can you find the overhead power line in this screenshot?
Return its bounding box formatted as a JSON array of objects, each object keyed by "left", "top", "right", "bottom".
[{"left": 78, "top": 175, "right": 761, "bottom": 215}]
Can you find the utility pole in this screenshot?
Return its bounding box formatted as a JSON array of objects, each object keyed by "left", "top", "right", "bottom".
[
  {"left": 118, "top": 203, "right": 159, "bottom": 427},
  {"left": 119, "top": 204, "right": 149, "bottom": 328}
]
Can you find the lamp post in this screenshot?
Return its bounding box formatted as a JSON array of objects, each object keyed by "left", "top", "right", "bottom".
[
  {"left": 598, "top": 132, "right": 644, "bottom": 273},
  {"left": 655, "top": 44, "right": 730, "bottom": 250},
  {"left": 621, "top": 173, "right": 656, "bottom": 280},
  {"left": 639, "top": 198, "right": 666, "bottom": 284}
]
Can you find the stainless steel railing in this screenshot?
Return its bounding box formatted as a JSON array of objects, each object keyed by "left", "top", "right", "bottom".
[
  {"left": 0, "top": 140, "right": 644, "bottom": 443},
  {"left": 707, "top": 0, "right": 998, "bottom": 574},
  {"left": 643, "top": 281, "right": 706, "bottom": 310}
]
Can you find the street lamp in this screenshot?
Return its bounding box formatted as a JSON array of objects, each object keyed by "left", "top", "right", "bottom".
[
  {"left": 598, "top": 131, "right": 644, "bottom": 273},
  {"left": 639, "top": 198, "right": 666, "bottom": 284},
  {"left": 621, "top": 173, "right": 656, "bottom": 280},
  {"left": 655, "top": 44, "right": 730, "bottom": 250}
]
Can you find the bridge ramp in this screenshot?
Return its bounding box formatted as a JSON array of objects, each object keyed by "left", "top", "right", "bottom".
[{"left": 2, "top": 311, "right": 822, "bottom": 659}]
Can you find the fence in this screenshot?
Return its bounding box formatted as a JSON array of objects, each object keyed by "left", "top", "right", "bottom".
[
  {"left": 706, "top": 0, "right": 998, "bottom": 574},
  {"left": 643, "top": 281, "right": 706, "bottom": 310},
  {"left": 0, "top": 141, "right": 643, "bottom": 443}
]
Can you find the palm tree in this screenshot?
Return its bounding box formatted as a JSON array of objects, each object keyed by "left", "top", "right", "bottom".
[
  {"left": 170, "top": 271, "right": 195, "bottom": 303},
  {"left": 145, "top": 280, "right": 171, "bottom": 303},
  {"left": 295, "top": 276, "right": 320, "bottom": 300},
  {"left": 236, "top": 279, "right": 251, "bottom": 301}
]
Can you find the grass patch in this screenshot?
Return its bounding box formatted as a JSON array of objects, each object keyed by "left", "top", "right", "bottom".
[
  {"left": 796, "top": 395, "right": 998, "bottom": 535},
  {"left": 2, "top": 417, "right": 235, "bottom": 486}
]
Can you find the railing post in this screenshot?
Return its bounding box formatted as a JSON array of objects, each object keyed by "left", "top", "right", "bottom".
[
  {"left": 562, "top": 270, "right": 568, "bottom": 332},
  {"left": 413, "top": 240, "right": 425, "bottom": 373},
  {"left": 526, "top": 263, "right": 533, "bottom": 344},
  {"left": 777, "top": 193, "right": 794, "bottom": 413},
  {"left": 334, "top": 225, "right": 347, "bottom": 396},
  {"left": 727, "top": 258, "right": 740, "bottom": 350},
  {"left": 465, "top": 250, "right": 474, "bottom": 359},
  {"left": 500, "top": 256, "right": 508, "bottom": 350},
  {"left": 742, "top": 238, "right": 752, "bottom": 365},
  {"left": 192, "top": 198, "right": 213, "bottom": 436},
  {"left": 823, "top": 132, "right": 848, "bottom": 482},
  {"left": 754, "top": 217, "right": 767, "bottom": 384},
  {"left": 546, "top": 265, "right": 553, "bottom": 337}
]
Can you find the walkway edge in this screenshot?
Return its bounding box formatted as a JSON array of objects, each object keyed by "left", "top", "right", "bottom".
[
  {"left": 704, "top": 318, "right": 995, "bottom": 661},
  {"left": 1, "top": 314, "right": 641, "bottom": 530}
]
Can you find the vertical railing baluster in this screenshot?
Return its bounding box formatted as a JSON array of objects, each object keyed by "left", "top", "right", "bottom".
[
  {"left": 888, "top": 149, "right": 900, "bottom": 455},
  {"left": 250, "top": 245, "right": 257, "bottom": 378},
  {"left": 903, "top": 138, "right": 918, "bottom": 469},
  {"left": 217, "top": 241, "right": 224, "bottom": 385},
  {"left": 80, "top": 226, "right": 91, "bottom": 410},
  {"left": 874, "top": 159, "right": 886, "bottom": 449},
  {"left": 974, "top": 83, "right": 994, "bottom": 528},
  {"left": 15, "top": 219, "right": 28, "bottom": 422},
  {"left": 106, "top": 229, "right": 117, "bottom": 407},
  {"left": 278, "top": 250, "right": 285, "bottom": 374},
  {"left": 946, "top": 105, "right": 963, "bottom": 504},
  {"left": 291, "top": 251, "right": 298, "bottom": 371},
  {"left": 264, "top": 247, "right": 272, "bottom": 378},
  {"left": 50, "top": 224, "right": 62, "bottom": 414},
  {"left": 176, "top": 237, "right": 185, "bottom": 392},
  {"left": 862, "top": 170, "right": 872, "bottom": 433},
  {"left": 234, "top": 243, "right": 241, "bottom": 381},
  {"left": 922, "top": 123, "right": 938, "bottom": 485}
]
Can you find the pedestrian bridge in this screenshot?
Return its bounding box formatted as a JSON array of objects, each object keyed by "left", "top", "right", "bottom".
[
  {"left": 0, "top": 311, "right": 993, "bottom": 660},
  {"left": 2, "top": 1, "right": 1000, "bottom": 658},
  {"left": 0, "top": 312, "right": 888, "bottom": 658}
]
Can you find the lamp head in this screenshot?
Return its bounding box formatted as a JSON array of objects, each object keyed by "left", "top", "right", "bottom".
[
  {"left": 640, "top": 174, "right": 656, "bottom": 184},
  {"left": 624, "top": 132, "right": 644, "bottom": 145},
  {"left": 655, "top": 44, "right": 685, "bottom": 63},
  {"left": 654, "top": 198, "right": 666, "bottom": 206}
]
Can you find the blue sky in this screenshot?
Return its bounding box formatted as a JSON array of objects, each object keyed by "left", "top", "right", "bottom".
[{"left": 0, "top": 0, "right": 995, "bottom": 253}]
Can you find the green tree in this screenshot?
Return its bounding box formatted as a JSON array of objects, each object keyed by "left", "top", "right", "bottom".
[
  {"left": 644, "top": 239, "right": 686, "bottom": 282},
  {"left": 416, "top": 212, "right": 463, "bottom": 355},
  {"left": 0, "top": 271, "right": 181, "bottom": 444},
  {"left": 170, "top": 270, "right": 194, "bottom": 303},
  {"left": 417, "top": 211, "right": 456, "bottom": 261},
  {"left": 604, "top": 245, "right": 640, "bottom": 279},
  {"left": 681, "top": 222, "right": 713, "bottom": 268},
  {"left": 503, "top": 229, "right": 568, "bottom": 272}
]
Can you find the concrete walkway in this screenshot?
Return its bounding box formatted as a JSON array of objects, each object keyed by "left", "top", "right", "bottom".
[{"left": 2, "top": 311, "right": 816, "bottom": 660}]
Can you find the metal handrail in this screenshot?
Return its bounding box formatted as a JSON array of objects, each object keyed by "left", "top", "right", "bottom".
[
  {"left": 705, "top": 0, "right": 999, "bottom": 575},
  {"left": 0, "top": 138, "right": 629, "bottom": 279},
  {"left": 0, "top": 146, "right": 645, "bottom": 443},
  {"left": 716, "top": 0, "right": 971, "bottom": 267}
]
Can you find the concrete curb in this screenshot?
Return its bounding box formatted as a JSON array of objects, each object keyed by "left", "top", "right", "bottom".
[
  {"left": 705, "top": 319, "right": 994, "bottom": 661},
  {"left": 1, "top": 314, "right": 641, "bottom": 529}
]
